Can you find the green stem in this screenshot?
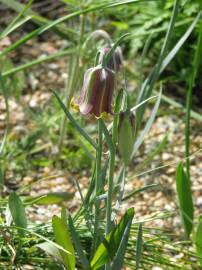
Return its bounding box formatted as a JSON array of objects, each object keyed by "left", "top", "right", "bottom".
[
  {"left": 93, "top": 119, "right": 103, "bottom": 252},
  {"left": 185, "top": 15, "right": 202, "bottom": 179},
  {"left": 106, "top": 144, "right": 115, "bottom": 235},
  {"left": 105, "top": 147, "right": 115, "bottom": 270}
]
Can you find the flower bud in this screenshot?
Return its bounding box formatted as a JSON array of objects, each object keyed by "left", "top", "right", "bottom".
[
  {"left": 72, "top": 65, "right": 115, "bottom": 118},
  {"left": 98, "top": 46, "right": 123, "bottom": 72},
  {"left": 118, "top": 110, "right": 136, "bottom": 165}
]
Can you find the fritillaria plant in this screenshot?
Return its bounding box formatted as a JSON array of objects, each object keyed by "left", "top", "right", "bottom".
[
  {"left": 71, "top": 33, "right": 136, "bottom": 262},
  {"left": 53, "top": 32, "right": 137, "bottom": 270}
]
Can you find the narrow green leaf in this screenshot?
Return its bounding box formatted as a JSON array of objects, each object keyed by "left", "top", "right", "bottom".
[
  {"left": 0, "top": 16, "right": 31, "bottom": 39},
  {"left": 122, "top": 184, "right": 158, "bottom": 201},
  {"left": 90, "top": 208, "right": 134, "bottom": 270},
  {"left": 132, "top": 88, "right": 162, "bottom": 157},
  {"left": 0, "top": 0, "right": 33, "bottom": 39},
  {"left": 2, "top": 49, "right": 76, "bottom": 78},
  {"left": 176, "top": 163, "right": 193, "bottom": 239},
  {"left": 111, "top": 205, "right": 133, "bottom": 270},
  {"left": 68, "top": 215, "right": 89, "bottom": 269},
  {"left": 52, "top": 215, "right": 75, "bottom": 270},
  {"left": 157, "top": 91, "right": 202, "bottom": 122},
  {"left": 136, "top": 223, "right": 143, "bottom": 270},
  {"left": 53, "top": 91, "right": 97, "bottom": 150},
  {"left": 0, "top": 74, "right": 9, "bottom": 154},
  {"left": 195, "top": 217, "right": 202, "bottom": 266},
  {"left": 26, "top": 192, "right": 74, "bottom": 205},
  {"left": 8, "top": 192, "right": 27, "bottom": 229},
  {"left": 160, "top": 12, "right": 202, "bottom": 73},
  {"left": 0, "top": 167, "right": 3, "bottom": 188}
]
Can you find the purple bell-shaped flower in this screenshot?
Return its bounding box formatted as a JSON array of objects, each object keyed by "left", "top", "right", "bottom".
[{"left": 72, "top": 65, "right": 115, "bottom": 118}]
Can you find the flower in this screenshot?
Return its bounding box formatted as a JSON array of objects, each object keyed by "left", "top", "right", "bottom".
[
  {"left": 98, "top": 46, "right": 123, "bottom": 72},
  {"left": 72, "top": 65, "right": 115, "bottom": 118},
  {"left": 118, "top": 110, "right": 136, "bottom": 164}
]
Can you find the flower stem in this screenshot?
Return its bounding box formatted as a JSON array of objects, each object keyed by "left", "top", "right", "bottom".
[
  {"left": 105, "top": 145, "right": 115, "bottom": 270},
  {"left": 93, "top": 119, "right": 103, "bottom": 252},
  {"left": 105, "top": 114, "right": 117, "bottom": 235},
  {"left": 106, "top": 148, "right": 115, "bottom": 234}
]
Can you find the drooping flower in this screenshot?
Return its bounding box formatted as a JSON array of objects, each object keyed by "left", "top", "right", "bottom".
[
  {"left": 98, "top": 46, "right": 123, "bottom": 72},
  {"left": 118, "top": 110, "right": 136, "bottom": 164},
  {"left": 71, "top": 65, "right": 115, "bottom": 118}
]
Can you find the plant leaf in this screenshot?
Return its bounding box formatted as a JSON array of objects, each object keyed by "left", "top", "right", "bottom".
[
  {"left": 111, "top": 205, "right": 133, "bottom": 270},
  {"left": 176, "top": 162, "right": 193, "bottom": 239},
  {"left": 52, "top": 215, "right": 75, "bottom": 270},
  {"left": 136, "top": 223, "right": 143, "bottom": 270},
  {"left": 26, "top": 192, "right": 74, "bottom": 205},
  {"left": 8, "top": 192, "right": 27, "bottom": 229},
  {"left": 160, "top": 11, "right": 202, "bottom": 73},
  {"left": 53, "top": 90, "right": 97, "bottom": 150},
  {"left": 132, "top": 88, "right": 162, "bottom": 157},
  {"left": 195, "top": 216, "right": 202, "bottom": 267},
  {"left": 37, "top": 242, "right": 62, "bottom": 262},
  {"left": 90, "top": 208, "right": 134, "bottom": 270}
]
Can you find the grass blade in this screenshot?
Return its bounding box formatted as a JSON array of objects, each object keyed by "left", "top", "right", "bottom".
[
  {"left": 155, "top": 91, "right": 202, "bottom": 122},
  {"left": 2, "top": 48, "right": 76, "bottom": 78},
  {"left": 132, "top": 88, "right": 162, "bottom": 157},
  {"left": 0, "top": 74, "right": 9, "bottom": 154},
  {"left": 176, "top": 163, "right": 193, "bottom": 239},
  {"left": 122, "top": 184, "right": 159, "bottom": 202},
  {"left": 136, "top": 223, "right": 143, "bottom": 270},
  {"left": 0, "top": 0, "right": 33, "bottom": 39},
  {"left": 160, "top": 11, "right": 202, "bottom": 73},
  {"left": 53, "top": 90, "right": 97, "bottom": 150},
  {"left": 195, "top": 217, "right": 202, "bottom": 267},
  {"left": 0, "top": 16, "right": 32, "bottom": 39}
]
